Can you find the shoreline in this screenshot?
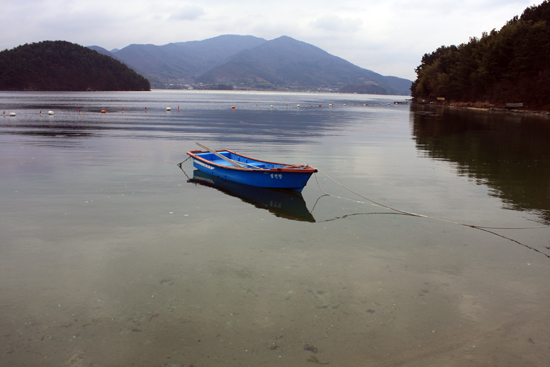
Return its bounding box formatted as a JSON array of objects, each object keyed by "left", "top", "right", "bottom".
[{"left": 416, "top": 101, "right": 550, "bottom": 118}]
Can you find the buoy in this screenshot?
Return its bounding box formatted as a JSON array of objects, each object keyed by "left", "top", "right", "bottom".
[
  {"left": 178, "top": 106, "right": 180, "bottom": 112},
  {"left": 122, "top": 108, "right": 124, "bottom": 113},
  {"left": 101, "top": 110, "right": 107, "bottom": 114},
  {"left": 319, "top": 104, "right": 322, "bottom": 108},
  {"left": 145, "top": 107, "right": 147, "bottom": 112},
  {"left": 48, "top": 111, "right": 54, "bottom": 115},
  {"left": 79, "top": 109, "right": 81, "bottom": 115},
  {"left": 232, "top": 106, "right": 235, "bottom": 109},
  {"left": 166, "top": 107, "right": 171, "bottom": 111}
]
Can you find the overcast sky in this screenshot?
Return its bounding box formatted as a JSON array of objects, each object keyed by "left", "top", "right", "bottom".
[{"left": 0, "top": 0, "right": 540, "bottom": 80}]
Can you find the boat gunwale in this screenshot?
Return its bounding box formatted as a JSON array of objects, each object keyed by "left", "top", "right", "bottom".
[{"left": 187, "top": 149, "right": 318, "bottom": 173}]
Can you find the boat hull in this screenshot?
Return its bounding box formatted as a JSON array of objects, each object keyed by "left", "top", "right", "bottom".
[{"left": 187, "top": 150, "right": 317, "bottom": 192}]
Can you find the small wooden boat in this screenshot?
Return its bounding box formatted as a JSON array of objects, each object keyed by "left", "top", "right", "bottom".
[{"left": 187, "top": 143, "right": 317, "bottom": 192}]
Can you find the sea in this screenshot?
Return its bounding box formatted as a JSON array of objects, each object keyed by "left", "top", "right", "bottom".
[{"left": 1, "top": 90, "right": 549, "bottom": 366}]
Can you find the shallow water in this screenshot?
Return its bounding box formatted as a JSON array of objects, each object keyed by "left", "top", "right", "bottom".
[{"left": 1, "top": 91, "right": 549, "bottom": 366}]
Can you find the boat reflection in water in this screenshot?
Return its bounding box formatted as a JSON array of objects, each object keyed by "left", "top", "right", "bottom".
[{"left": 188, "top": 170, "right": 315, "bottom": 222}]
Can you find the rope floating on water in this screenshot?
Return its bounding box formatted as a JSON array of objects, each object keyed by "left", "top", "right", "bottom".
[{"left": 314, "top": 169, "right": 549, "bottom": 230}]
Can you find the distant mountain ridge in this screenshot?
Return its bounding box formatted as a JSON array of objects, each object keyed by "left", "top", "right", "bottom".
[{"left": 90, "top": 35, "right": 411, "bottom": 94}]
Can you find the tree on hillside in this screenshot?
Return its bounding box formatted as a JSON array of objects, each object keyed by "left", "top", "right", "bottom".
[
  {"left": 0, "top": 41, "right": 151, "bottom": 91},
  {"left": 411, "top": 0, "right": 550, "bottom": 109}
]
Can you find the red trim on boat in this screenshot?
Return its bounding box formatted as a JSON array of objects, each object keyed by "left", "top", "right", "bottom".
[{"left": 187, "top": 150, "right": 317, "bottom": 173}]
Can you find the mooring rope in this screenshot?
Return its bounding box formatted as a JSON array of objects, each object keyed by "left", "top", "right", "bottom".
[
  {"left": 178, "top": 156, "right": 192, "bottom": 165},
  {"left": 178, "top": 155, "right": 547, "bottom": 231},
  {"left": 314, "top": 169, "right": 549, "bottom": 230},
  {"left": 177, "top": 156, "right": 193, "bottom": 180}
]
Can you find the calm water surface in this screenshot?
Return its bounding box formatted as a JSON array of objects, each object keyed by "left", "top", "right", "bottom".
[{"left": 1, "top": 91, "right": 549, "bottom": 367}]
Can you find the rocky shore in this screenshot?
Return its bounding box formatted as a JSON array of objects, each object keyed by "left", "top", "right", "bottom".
[{"left": 418, "top": 100, "right": 550, "bottom": 118}]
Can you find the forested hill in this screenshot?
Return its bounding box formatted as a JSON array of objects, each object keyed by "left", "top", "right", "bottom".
[
  {"left": 0, "top": 41, "right": 150, "bottom": 91},
  {"left": 411, "top": 0, "right": 550, "bottom": 109}
]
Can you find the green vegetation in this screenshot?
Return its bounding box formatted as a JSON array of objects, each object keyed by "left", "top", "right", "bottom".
[
  {"left": 0, "top": 41, "right": 150, "bottom": 91},
  {"left": 411, "top": 1, "right": 550, "bottom": 109}
]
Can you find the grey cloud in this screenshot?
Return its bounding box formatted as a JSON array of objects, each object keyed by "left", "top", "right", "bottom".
[
  {"left": 169, "top": 5, "right": 205, "bottom": 21},
  {"left": 311, "top": 14, "right": 363, "bottom": 32}
]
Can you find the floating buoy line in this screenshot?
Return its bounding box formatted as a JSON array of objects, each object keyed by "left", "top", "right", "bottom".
[{"left": 2, "top": 102, "right": 407, "bottom": 118}]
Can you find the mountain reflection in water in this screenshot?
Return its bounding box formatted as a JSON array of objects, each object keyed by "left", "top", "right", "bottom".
[{"left": 187, "top": 169, "right": 315, "bottom": 222}]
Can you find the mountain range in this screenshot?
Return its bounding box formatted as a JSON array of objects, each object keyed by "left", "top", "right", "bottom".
[{"left": 89, "top": 35, "right": 412, "bottom": 95}]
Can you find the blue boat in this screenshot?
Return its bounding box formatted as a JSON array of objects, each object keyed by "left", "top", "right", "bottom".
[{"left": 187, "top": 144, "right": 317, "bottom": 192}]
